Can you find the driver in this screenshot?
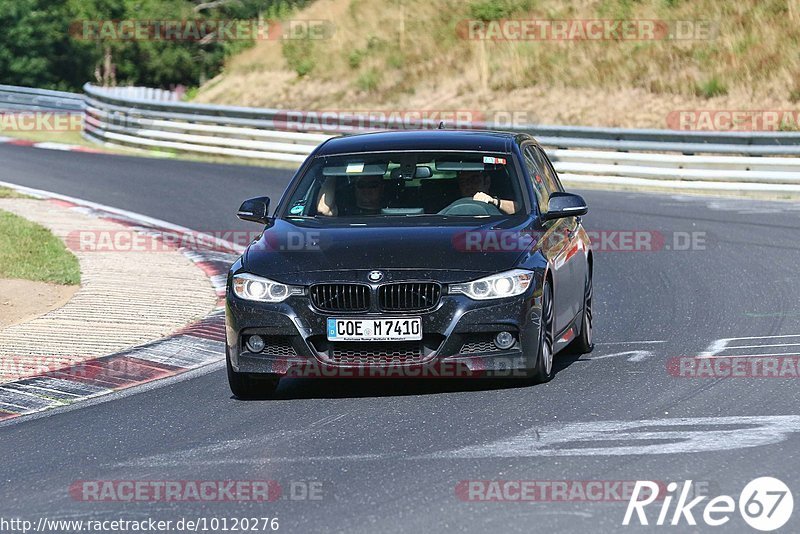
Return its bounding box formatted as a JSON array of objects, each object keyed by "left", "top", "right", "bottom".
[
  {"left": 457, "top": 170, "right": 517, "bottom": 214},
  {"left": 317, "top": 175, "right": 385, "bottom": 216}
]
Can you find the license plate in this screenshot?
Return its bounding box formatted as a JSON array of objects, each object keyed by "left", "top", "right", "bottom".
[{"left": 327, "top": 317, "right": 422, "bottom": 341}]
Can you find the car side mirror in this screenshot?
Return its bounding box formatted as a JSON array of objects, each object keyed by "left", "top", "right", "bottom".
[
  {"left": 542, "top": 192, "right": 588, "bottom": 221},
  {"left": 237, "top": 196, "right": 271, "bottom": 224}
]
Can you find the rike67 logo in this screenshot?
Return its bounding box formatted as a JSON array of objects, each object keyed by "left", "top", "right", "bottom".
[{"left": 623, "top": 477, "right": 793, "bottom": 531}]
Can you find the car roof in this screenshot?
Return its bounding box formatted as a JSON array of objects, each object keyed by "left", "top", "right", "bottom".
[{"left": 314, "top": 129, "right": 530, "bottom": 156}]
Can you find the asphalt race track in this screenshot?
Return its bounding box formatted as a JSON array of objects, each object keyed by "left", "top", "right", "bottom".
[{"left": 1, "top": 143, "right": 799, "bottom": 533}]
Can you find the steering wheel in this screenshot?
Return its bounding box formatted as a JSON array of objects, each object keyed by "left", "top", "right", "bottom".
[{"left": 438, "top": 197, "right": 502, "bottom": 216}]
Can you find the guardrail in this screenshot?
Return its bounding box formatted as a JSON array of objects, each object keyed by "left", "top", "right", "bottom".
[
  {"left": 549, "top": 150, "right": 800, "bottom": 183},
  {"left": 82, "top": 83, "right": 326, "bottom": 162},
  {"left": 80, "top": 83, "right": 800, "bottom": 191},
  {"left": 5, "top": 83, "right": 800, "bottom": 191},
  {"left": 0, "top": 84, "right": 85, "bottom": 112},
  {"left": 95, "top": 86, "right": 182, "bottom": 102}
]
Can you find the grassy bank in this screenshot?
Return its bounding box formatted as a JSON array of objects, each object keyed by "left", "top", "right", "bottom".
[
  {"left": 0, "top": 187, "right": 32, "bottom": 199},
  {"left": 0, "top": 191, "right": 80, "bottom": 285},
  {"left": 193, "top": 0, "right": 800, "bottom": 128}
]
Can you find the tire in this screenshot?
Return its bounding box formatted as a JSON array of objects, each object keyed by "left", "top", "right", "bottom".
[
  {"left": 528, "top": 280, "right": 555, "bottom": 383},
  {"left": 226, "top": 350, "right": 280, "bottom": 399},
  {"left": 568, "top": 272, "right": 594, "bottom": 355}
]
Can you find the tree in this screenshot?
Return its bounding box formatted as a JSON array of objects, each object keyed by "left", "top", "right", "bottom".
[
  {"left": 0, "top": 0, "right": 93, "bottom": 90},
  {"left": 0, "top": 0, "right": 311, "bottom": 91}
]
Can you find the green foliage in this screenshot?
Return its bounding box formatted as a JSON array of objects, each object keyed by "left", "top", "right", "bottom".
[
  {"left": 283, "top": 37, "right": 316, "bottom": 76},
  {"left": 0, "top": 0, "right": 93, "bottom": 90},
  {"left": 365, "top": 35, "right": 387, "bottom": 50},
  {"left": 386, "top": 51, "right": 404, "bottom": 69},
  {"left": 348, "top": 49, "right": 365, "bottom": 69},
  {"left": 733, "top": 35, "right": 755, "bottom": 55},
  {"left": 347, "top": 36, "right": 388, "bottom": 70},
  {"left": 264, "top": 0, "right": 302, "bottom": 19},
  {"left": 0, "top": 0, "right": 310, "bottom": 91},
  {"left": 468, "top": 0, "right": 535, "bottom": 21},
  {"left": 0, "top": 187, "right": 31, "bottom": 199},
  {"left": 694, "top": 77, "right": 728, "bottom": 98},
  {"left": 596, "top": 0, "right": 635, "bottom": 20},
  {"left": 0, "top": 208, "right": 81, "bottom": 285},
  {"left": 356, "top": 67, "right": 381, "bottom": 92},
  {"left": 183, "top": 86, "right": 200, "bottom": 101}
]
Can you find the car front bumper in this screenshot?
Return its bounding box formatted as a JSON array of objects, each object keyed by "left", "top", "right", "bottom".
[{"left": 225, "top": 272, "right": 544, "bottom": 378}]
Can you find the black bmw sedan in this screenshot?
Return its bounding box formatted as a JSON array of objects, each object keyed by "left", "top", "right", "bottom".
[{"left": 225, "top": 130, "right": 593, "bottom": 398}]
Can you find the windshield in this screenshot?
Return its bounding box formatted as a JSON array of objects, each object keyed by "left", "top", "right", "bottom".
[{"left": 282, "top": 151, "right": 524, "bottom": 220}]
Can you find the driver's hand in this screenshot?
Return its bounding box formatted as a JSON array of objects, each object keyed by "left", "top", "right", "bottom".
[{"left": 473, "top": 192, "right": 493, "bottom": 204}]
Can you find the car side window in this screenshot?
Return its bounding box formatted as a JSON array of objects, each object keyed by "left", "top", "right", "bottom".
[
  {"left": 534, "top": 146, "right": 562, "bottom": 193},
  {"left": 523, "top": 145, "right": 549, "bottom": 214}
]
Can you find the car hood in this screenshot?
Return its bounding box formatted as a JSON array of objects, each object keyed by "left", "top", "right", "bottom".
[{"left": 242, "top": 218, "right": 535, "bottom": 283}]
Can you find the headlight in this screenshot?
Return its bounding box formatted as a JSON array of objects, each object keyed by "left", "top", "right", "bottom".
[
  {"left": 448, "top": 269, "right": 533, "bottom": 300},
  {"left": 231, "top": 273, "right": 302, "bottom": 303}
]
